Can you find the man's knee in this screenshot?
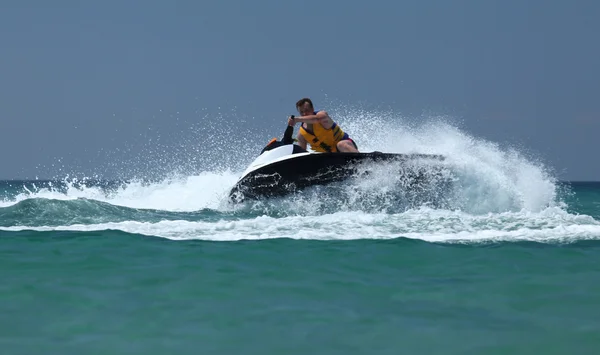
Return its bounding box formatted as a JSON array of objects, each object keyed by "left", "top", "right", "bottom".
[{"left": 337, "top": 139, "right": 358, "bottom": 152}]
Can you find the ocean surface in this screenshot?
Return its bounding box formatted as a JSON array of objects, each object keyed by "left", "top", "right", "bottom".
[{"left": 2, "top": 117, "right": 600, "bottom": 354}]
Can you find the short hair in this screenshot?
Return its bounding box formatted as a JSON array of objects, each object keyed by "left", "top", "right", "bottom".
[{"left": 295, "top": 98, "right": 313, "bottom": 109}]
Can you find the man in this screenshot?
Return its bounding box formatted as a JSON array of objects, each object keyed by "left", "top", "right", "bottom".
[{"left": 288, "top": 98, "right": 359, "bottom": 153}]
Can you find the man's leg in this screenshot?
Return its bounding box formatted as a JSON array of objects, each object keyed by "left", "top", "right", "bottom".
[{"left": 337, "top": 139, "right": 359, "bottom": 152}]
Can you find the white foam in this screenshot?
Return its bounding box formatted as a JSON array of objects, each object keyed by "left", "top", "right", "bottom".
[
  {"left": 0, "top": 171, "right": 240, "bottom": 211},
  {"left": 2, "top": 207, "right": 599, "bottom": 243},
  {"left": 329, "top": 108, "right": 560, "bottom": 214}
]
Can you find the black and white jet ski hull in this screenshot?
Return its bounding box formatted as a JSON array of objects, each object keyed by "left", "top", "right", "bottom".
[{"left": 228, "top": 145, "right": 446, "bottom": 201}]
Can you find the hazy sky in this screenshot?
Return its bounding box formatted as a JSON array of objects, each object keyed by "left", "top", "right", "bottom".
[{"left": 1, "top": 1, "right": 598, "bottom": 180}]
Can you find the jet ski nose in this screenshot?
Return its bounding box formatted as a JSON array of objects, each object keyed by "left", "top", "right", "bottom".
[{"left": 260, "top": 138, "right": 281, "bottom": 154}]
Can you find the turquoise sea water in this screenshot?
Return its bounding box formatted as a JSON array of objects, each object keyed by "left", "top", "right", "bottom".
[{"left": 2, "top": 178, "right": 600, "bottom": 354}]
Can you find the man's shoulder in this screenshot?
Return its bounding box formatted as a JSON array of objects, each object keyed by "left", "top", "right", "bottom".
[
  {"left": 315, "top": 110, "right": 334, "bottom": 128},
  {"left": 315, "top": 110, "right": 330, "bottom": 120}
]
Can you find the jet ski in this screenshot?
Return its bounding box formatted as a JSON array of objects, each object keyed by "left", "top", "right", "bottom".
[{"left": 228, "top": 125, "right": 447, "bottom": 201}]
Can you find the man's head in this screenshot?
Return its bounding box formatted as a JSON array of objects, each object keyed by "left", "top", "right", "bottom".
[{"left": 296, "top": 98, "right": 314, "bottom": 116}]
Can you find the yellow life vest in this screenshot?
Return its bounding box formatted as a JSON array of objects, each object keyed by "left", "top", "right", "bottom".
[{"left": 299, "top": 119, "right": 346, "bottom": 153}]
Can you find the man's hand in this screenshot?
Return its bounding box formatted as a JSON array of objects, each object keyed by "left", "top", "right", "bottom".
[{"left": 287, "top": 116, "right": 296, "bottom": 126}]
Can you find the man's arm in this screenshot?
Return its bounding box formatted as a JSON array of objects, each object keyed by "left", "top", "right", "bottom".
[{"left": 292, "top": 111, "right": 332, "bottom": 127}]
